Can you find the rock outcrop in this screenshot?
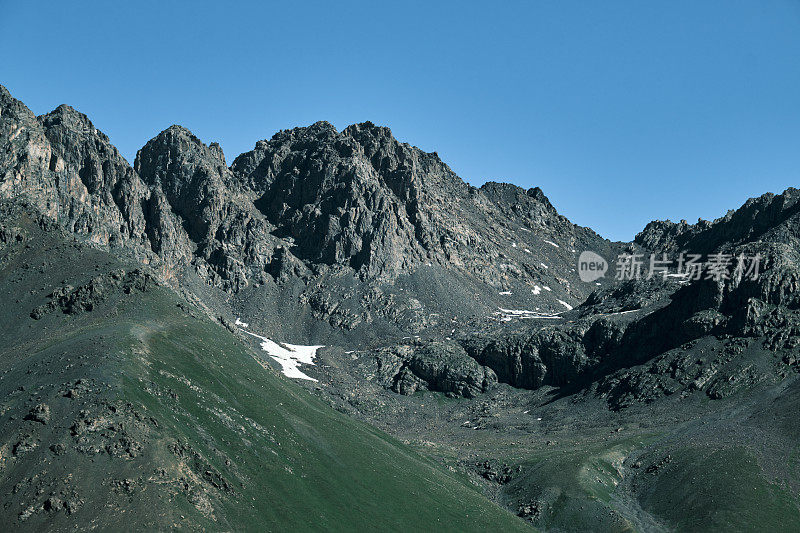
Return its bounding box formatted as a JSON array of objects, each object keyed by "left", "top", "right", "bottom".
[
  {"left": 365, "top": 341, "right": 497, "bottom": 398},
  {"left": 0, "top": 86, "right": 191, "bottom": 280},
  {"left": 635, "top": 188, "right": 800, "bottom": 255},
  {"left": 135, "top": 125, "right": 289, "bottom": 290}
]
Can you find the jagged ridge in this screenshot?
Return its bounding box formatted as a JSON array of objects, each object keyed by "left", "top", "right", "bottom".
[{"left": 0, "top": 85, "right": 615, "bottom": 332}]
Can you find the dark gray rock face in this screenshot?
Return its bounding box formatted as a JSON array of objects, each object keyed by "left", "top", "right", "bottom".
[
  {"left": 0, "top": 86, "right": 191, "bottom": 277},
  {"left": 464, "top": 326, "right": 594, "bottom": 390},
  {"left": 578, "top": 278, "right": 677, "bottom": 315},
  {"left": 581, "top": 225, "right": 800, "bottom": 408},
  {"left": 135, "top": 126, "right": 290, "bottom": 290},
  {"left": 635, "top": 188, "right": 800, "bottom": 255},
  {"left": 407, "top": 341, "right": 498, "bottom": 398},
  {"left": 366, "top": 341, "right": 497, "bottom": 398},
  {"left": 229, "top": 120, "right": 609, "bottom": 289},
  {"left": 30, "top": 268, "right": 154, "bottom": 319},
  {"left": 457, "top": 234, "right": 800, "bottom": 399},
  {"left": 0, "top": 85, "right": 53, "bottom": 203},
  {"left": 39, "top": 105, "right": 145, "bottom": 231},
  {"left": 25, "top": 403, "right": 51, "bottom": 425},
  {"left": 230, "top": 120, "right": 470, "bottom": 279}
]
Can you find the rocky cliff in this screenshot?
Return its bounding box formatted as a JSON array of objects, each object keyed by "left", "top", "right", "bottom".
[
  {"left": 0, "top": 84, "right": 617, "bottom": 335},
  {"left": 0, "top": 86, "right": 192, "bottom": 281}
]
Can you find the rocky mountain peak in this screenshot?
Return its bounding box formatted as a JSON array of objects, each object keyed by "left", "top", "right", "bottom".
[
  {"left": 39, "top": 104, "right": 133, "bottom": 197},
  {"left": 135, "top": 123, "right": 289, "bottom": 290},
  {"left": 0, "top": 84, "right": 37, "bottom": 124},
  {"left": 135, "top": 125, "right": 227, "bottom": 198},
  {"left": 636, "top": 187, "right": 800, "bottom": 254},
  {"left": 227, "top": 120, "right": 533, "bottom": 279},
  {"left": 479, "top": 182, "right": 557, "bottom": 217},
  {"left": 41, "top": 103, "right": 93, "bottom": 127}
]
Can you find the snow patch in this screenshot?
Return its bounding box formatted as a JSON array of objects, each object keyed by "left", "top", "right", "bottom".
[
  {"left": 499, "top": 291, "right": 512, "bottom": 295},
  {"left": 664, "top": 273, "right": 691, "bottom": 285},
  {"left": 234, "top": 318, "right": 249, "bottom": 328},
  {"left": 543, "top": 240, "right": 560, "bottom": 248},
  {"left": 532, "top": 285, "right": 542, "bottom": 295},
  {"left": 239, "top": 328, "right": 322, "bottom": 382},
  {"left": 540, "top": 263, "right": 549, "bottom": 269},
  {"left": 495, "top": 308, "right": 562, "bottom": 320},
  {"left": 557, "top": 299, "right": 574, "bottom": 311}
]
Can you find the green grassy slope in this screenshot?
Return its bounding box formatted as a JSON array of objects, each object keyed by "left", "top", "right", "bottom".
[
  {"left": 0, "top": 208, "right": 529, "bottom": 531},
  {"left": 495, "top": 389, "right": 800, "bottom": 532},
  {"left": 501, "top": 432, "right": 800, "bottom": 532}
]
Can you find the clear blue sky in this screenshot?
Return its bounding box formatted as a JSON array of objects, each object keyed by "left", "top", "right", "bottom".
[{"left": 2, "top": 1, "right": 798, "bottom": 241}]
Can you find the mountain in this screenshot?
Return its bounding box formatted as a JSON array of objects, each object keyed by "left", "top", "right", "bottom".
[
  {"left": 2, "top": 83, "right": 800, "bottom": 531},
  {"left": 2, "top": 84, "right": 622, "bottom": 332}
]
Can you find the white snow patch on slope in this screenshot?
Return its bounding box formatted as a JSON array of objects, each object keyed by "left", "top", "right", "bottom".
[
  {"left": 496, "top": 308, "right": 562, "bottom": 320},
  {"left": 543, "top": 286, "right": 552, "bottom": 291},
  {"left": 532, "top": 285, "right": 542, "bottom": 295},
  {"left": 540, "top": 263, "right": 549, "bottom": 269},
  {"left": 543, "top": 240, "right": 560, "bottom": 248},
  {"left": 240, "top": 329, "right": 322, "bottom": 382},
  {"left": 557, "top": 299, "right": 574, "bottom": 311},
  {"left": 499, "top": 291, "right": 512, "bottom": 295},
  {"left": 235, "top": 318, "right": 249, "bottom": 328}
]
